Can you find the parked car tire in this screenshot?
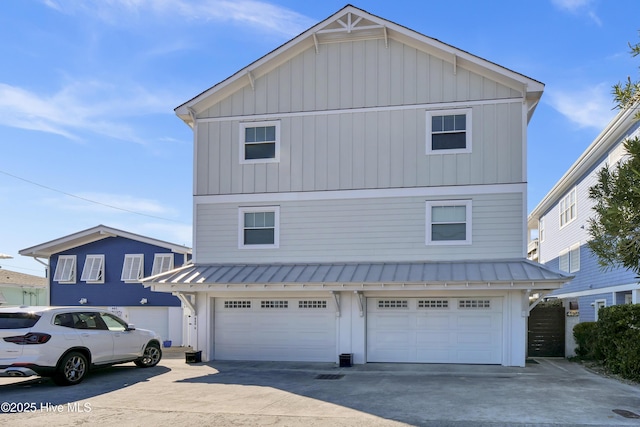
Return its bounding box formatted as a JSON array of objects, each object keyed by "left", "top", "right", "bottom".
[
  {"left": 134, "top": 342, "right": 161, "bottom": 368},
  {"left": 53, "top": 351, "right": 88, "bottom": 386}
]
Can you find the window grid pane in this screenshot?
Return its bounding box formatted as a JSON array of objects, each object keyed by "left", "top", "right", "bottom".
[
  {"left": 377, "top": 300, "right": 408, "bottom": 309},
  {"left": 244, "top": 125, "right": 277, "bottom": 160},
  {"left": 299, "top": 300, "right": 328, "bottom": 309},
  {"left": 459, "top": 300, "right": 491, "bottom": 309},
  {"left": 418, "top": 300, "right": 449, "bottom": 308},
  {"left": 261, "top": 300, "right": 288, "bottom": 309},
  {"left": 224, "top": 301, "right": 251, "bottom": 309},
  {"left": 243, "top": 210, "right": 276, "bottom": 245}
]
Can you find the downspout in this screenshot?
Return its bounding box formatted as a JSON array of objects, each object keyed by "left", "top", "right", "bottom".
[{"left": 34, "top": 257, "right": 49, "bottom": 277}]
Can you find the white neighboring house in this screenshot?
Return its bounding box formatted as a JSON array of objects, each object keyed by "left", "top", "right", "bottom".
[{"left": 145, "top": 5, "right": 570, "bottom": 366}]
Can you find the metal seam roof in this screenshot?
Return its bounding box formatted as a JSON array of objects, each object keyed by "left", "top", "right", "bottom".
[{"left": 143, "top": 259, "right": 571, "bottom": 285}]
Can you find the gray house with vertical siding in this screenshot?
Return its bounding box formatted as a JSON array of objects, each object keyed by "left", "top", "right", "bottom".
[{"left": 145, "top": 5, "right": 569, "bottom": 366}]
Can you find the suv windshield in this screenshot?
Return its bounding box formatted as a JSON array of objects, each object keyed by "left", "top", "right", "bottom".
[{"left": 0, "top": 313, "right": 41, "bottom": 329}]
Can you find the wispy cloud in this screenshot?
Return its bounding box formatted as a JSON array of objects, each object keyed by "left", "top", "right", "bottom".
[
  {"left": 546, "top": 83, "right": 616, "bottom": 130},
  {"left": 41, "top": 0, "right": 315, "bottom": 38},
  {"left": 550, "top": 0, "right": 601, "bottom": 26},
  {"left": 54, "top": 192, "right": 180, "bottom": 217},
  {"left": 0, "top": 81, "right": 179, "bottom": 144}
]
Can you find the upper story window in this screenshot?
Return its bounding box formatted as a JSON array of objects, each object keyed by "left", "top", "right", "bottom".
[
  {"left": 426, "top": 200, "right": 472, "bottom": 245},
  {"left": 121, "top": 254, "right": 144, "bottom": 282},
  {"left": 81, "top": 255, "right": 105, "bottom": 284},
  {"left": 559, "top": 188, "right": 577, "bottom": 228},
  {"left": 151, "top": 253, "right": 174, "bottom": 276},
  {"left": 539, "top": 218, "right": 545, "bottom": 242},
  {"left": 53, "top": 255, "right": 76, "bottom": 283},
  {"left": 239, "top": 121, "right": 280, "bottom": 163},
  {"left": 426, "top": 109, "right": 472, "bottom": 154},
  {"left": 239, "top": 206, "right": 280, "bottom": 249},
  {"left": 559, "top": 243, "right": 580, "bottom": 273}
]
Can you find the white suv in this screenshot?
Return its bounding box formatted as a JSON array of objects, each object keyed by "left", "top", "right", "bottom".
[{"left": 0, "top": 306, "right": 162, "bottom": 386}]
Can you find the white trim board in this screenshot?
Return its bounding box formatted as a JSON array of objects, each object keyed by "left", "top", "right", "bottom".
[
  {"left": 196, "top": 97, "right": 524, "bottom": 124},
  {"left": 195, "top": 183, "right": 526, "bottom": 205},
  {"left": 552, "top": 283, "right": 639, "bottom": 299}
]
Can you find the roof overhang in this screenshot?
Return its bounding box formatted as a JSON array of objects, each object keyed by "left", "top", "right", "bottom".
[
  {"left": 175, "top": 5, "right": 544, "bottom": 127},
  {"left": 19, "top": 224, "right": 192, "bottom": 258},
  {"left": 142, "top": 259, "right": 571, "bottom": 293}
]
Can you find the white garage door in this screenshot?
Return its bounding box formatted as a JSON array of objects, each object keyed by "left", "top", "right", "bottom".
[
  {"left": 367, "top": 297, "right": 503, "bottom": 364},
  {"left": 214, "top": 298, "right": 336, "bottom": 362}
]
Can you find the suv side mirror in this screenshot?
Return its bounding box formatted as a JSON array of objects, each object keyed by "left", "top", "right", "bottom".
[{"left": 126, "top": 324, "right": 136, "bottom": 331}]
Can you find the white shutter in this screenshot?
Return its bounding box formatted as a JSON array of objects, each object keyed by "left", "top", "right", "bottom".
[{"left": 121, "top": 254, "right": 143, "bottom": 281}]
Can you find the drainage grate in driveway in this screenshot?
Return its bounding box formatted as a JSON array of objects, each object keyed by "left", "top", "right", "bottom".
[
  {"left": 613, "top": 409, "right": 640, "bottom": 419},
  {"left": 315, "top": 374, "right": 344, "bottom": 380}
]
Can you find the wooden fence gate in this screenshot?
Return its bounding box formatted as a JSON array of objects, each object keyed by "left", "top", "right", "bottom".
[{"left": 528, "top": 305, "right": 565, "bottom": 357}]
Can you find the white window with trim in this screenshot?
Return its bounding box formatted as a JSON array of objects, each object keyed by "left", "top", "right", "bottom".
[
  {"left": 539, "top": 218, "right": 545, "bottom": 242},
  {"left": 594, "top": 299, "right": 606, "bottom": 321},
  {"left": 559, "top": 243, "right": 580, "bottom": 273},
  {"left": 151, "top": 253, "right": 173, "bottom": 276},
  {"left": 81, "top": 255, "right": 104, "bottom": 284},
  {"left": 121, "top": 254, "right": 144, "bottom": 282},
  {"left": 426, "top": 108, "right": 472, "bottom": 154},
  {"left": 239, "top": 206, "right": 280, "bottom": 248},
  {"left": 239, "top": 121, "right": 280, "bottom": 163},
  {"left": 426, "top": 200, "right": 472, "bottom": 245},
  {"left": 559, "top": 188, "right": 576, "bottom": 228},
  {"left": 53, "top": 255, "right": 76, "bottom": 283}
]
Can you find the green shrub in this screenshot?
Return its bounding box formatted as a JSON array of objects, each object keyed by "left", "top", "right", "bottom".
[
  {"left": 596, "top": 304, "right": 640, "bottom": 381},
  {"left": 573, "top": 321, "right": 599, "bottom": 359}
]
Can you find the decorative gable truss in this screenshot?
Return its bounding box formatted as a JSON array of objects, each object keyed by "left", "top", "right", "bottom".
[{"left": 312, "top": 11, "right": 388, "bottom": 50}]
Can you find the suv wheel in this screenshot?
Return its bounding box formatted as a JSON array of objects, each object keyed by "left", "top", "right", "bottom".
[
  {"left": 135, "top": 342, "right": 161, "bottom": 368},
  {"left": 53, "top": 351, "right": 88, "bottom": 386}
]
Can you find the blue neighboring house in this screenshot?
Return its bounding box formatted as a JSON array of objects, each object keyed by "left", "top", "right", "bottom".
[
  {"left": 19, "top": 225, "right": 192, "bottom": 346},
  {"left": 528, "top": 106, "right": 640, "bottom": 329}
]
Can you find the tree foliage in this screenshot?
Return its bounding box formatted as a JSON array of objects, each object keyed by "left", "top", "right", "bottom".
[{"left": 587, "top": 36, "right": 640, "bottom": 274}]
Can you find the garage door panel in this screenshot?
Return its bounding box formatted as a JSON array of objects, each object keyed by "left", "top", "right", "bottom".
[
  {"left": 416, "top": 331, "right": 450, "bottom": 345},
  {"left": 367, "top": 297, "right": 503, "bottom": 364},
  {"left": 370, "top": 313, "right": 413, "bottom": 329},
  {"left": 457, "top": 332, "right": 494, "bottom": 344},
  {"left": 419, "top": 313, "right": 452, "bottom": 329},
  {"left": 214, "top": 298, "right": 335, "bottom": 362}
]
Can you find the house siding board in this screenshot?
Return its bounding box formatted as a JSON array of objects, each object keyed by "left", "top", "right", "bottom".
[
  {"left": 195, "top": 192, "right": 523, "bottom": 264},
  {"left": 578, "top": 293, "right": 613, "bottom": 322},
  {"left": 536, "top": 118, "right": 640, "bottom": 325},
  {"left": 50, "top": 237, "right": 181, "bottom": 307},
  {"left": 196, "top": 102, "right": 523, "bottom": 196}
]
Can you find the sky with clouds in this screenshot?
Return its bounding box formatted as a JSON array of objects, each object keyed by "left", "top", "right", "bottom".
[{"left": 0, "top": 0, "right": 638, "bottom": 276}]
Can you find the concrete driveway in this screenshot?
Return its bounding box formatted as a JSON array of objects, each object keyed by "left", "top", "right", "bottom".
[{"left": 1, "top": 353, "right": 640, "bottom": 426}]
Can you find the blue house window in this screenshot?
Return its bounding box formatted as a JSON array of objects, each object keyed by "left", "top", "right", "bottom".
[
  {"left": 559, "top": 188, "right": 576, "bottom": 228},
  {"left": 53, "top": 255, "right": 76, "bottom": 283},
  {"left": 81, "top": 255, "right": 104, "bottom": 284},
  {"left": 559, "top": 244, "right": 580, "bottom": 273},
  {"left": 151, "top": 254, "right": 173, "bottom": 276},
  {"left": 121, "top": 254, "right": 144, "bottom": 282}
]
